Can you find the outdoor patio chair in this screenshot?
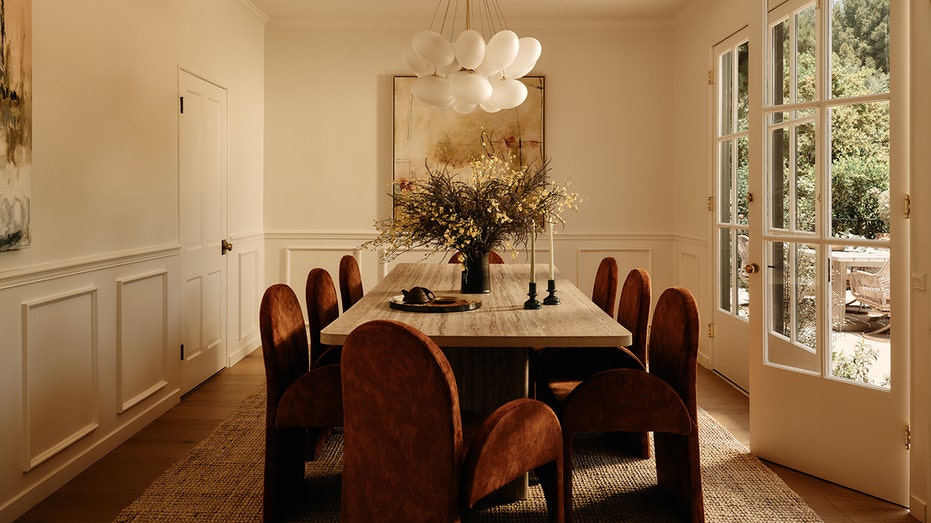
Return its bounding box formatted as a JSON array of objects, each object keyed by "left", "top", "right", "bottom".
[{"left": 849, "top": 259, "right": 891, "bottom": 334}]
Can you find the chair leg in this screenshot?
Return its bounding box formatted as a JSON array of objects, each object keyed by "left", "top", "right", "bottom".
[
  {"left": 613, "top": 430, "right": 652, "bottom": 459},
  {"left": 655, "top": 431, "right": 705, "bottom": 523},
  {"left": 264, "top": 426, "right": 306, "bottom": 522},
  {"left": 306, "top": 426, "right": 332, "bottom": 461},
  {"left": 563, "top": 434, "right": 575, "bottom": 523},
  {"left": 866, "top": 319, "right": 891, "bottom": 335},
  {"left": 534, "top": 456, "right": 564, "bottom": 523}
]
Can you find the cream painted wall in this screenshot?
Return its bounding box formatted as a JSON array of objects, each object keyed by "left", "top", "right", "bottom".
[
  {"left": 263, "top": 23, "right": 676, "bottom": 237},
  {"left": 672, "top": 0, "right": 750, "bottom": 242},
  {"left": 262, "top": 21, "right": 681, "bottom": 319},
  {"left": 0, "top": 1, "right": 265, "bottom": 519}
]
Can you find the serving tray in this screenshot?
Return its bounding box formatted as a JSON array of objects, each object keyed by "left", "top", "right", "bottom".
[{"left": 389, "top": 295, "right": 482, "bottom": 313}]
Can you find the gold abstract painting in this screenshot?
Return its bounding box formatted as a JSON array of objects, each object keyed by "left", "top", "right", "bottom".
[
  {"left": 0, "top": 0, "right": 31, "bottom": 251},
  {"left": 392, "top": 75, "right": 544, "bottom": 184}
]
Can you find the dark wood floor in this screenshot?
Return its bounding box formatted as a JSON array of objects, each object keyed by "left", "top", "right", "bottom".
[{"left": 17, "top": 349, "right": 917, "bottom": 522}]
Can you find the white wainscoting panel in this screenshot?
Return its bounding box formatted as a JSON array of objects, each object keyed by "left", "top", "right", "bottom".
[
  {"left": 675, "top": 238, "right": 711, "bottom": 365},
  {"left": 22, "top": 288, "right": 99, "bottom": 471},
  {"left": 116, "top": 270, "right": 169, "bottom": 414},
  {"left": 237, "top": 247, "right": 259, "bottom": 341}
]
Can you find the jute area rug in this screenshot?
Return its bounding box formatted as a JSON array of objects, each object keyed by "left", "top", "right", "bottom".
[{"left": 115, "top": 388, "right": 821, "bottom": 522}]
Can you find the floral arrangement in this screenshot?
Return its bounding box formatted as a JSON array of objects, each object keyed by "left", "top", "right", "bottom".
[{"left": 363, "top": 146, "right": 582, "bottom": 263}]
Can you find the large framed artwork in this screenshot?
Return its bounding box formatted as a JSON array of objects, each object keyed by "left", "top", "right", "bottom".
[
  {"left": 0, "top": 0, "right": 31, "bottom": 251},
  {"left": 393, "top": 75, "right": 544, "bottom": 185}
]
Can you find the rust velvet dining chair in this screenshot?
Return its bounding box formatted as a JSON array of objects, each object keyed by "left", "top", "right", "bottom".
[
  {"left": 259, "top": 283, "right": 343, "bottom": 522},
  {"left": 338, "top": 254, "right": 364, "bottom": 313},
  {"left": 534, "top": 268, "right": 653, "bottom": 460},
  {"left": 561, "top": 287, "right": 704, "bottom": 523},
  {"left": 340, "top": 319, "right": 564, "bottom": 523},
  {"left": 448, "top": 250, "right": 506, "bottom": 264}
]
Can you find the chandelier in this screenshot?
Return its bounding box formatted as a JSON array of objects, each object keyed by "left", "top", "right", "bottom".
[{"left": 402, "top": 0, "right": 542, "bottom": 114}]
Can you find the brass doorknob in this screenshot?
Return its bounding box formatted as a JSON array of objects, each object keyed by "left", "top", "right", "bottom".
[
  {"left": 744, "top": 263, "right": 760, "bottom": 274},
  {"left": 221, "top": 239, "right": 233, "bottom": 255}
]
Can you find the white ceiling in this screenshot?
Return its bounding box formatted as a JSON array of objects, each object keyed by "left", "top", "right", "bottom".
[{"left": 248, "top": 0, "right": 696, "bottom": 26}]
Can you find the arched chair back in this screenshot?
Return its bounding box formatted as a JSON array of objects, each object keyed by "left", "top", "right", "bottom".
[
  {"left": 342, "top": 320, "right": 462, "bottom": 521},
  {"left": 305, "top": 268, "right": 341, "bottom": 368},
  {"left": 338, "top": 254, "right": 364, "bottom": 313},
  {"left": 342, "top": 320, "right": 564, "bottom": 523},
  {"left": 591, "top": 257, "right": 618, "bottom": 318}
]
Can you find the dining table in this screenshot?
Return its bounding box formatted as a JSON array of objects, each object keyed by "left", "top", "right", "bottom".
[
  {"left": 320, "top": 261, "right": 632, "bottom": 499},
  {"left": 321, "top": 262, "right": 632, "bottom": 349}
]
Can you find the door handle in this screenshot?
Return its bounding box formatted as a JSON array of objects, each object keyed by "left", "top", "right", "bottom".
[
  {"left": 221, "top": 239, "right": 233, "bottom": 255},
  {"left": 744, "top": 263, "right": 760, "bottom": 274}
]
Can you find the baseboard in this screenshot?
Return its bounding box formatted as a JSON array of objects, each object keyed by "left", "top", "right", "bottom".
[
  {"left": 228, "top": 338, "right": 260, "bottom": 367},
  {"left": 911, "top": 496, "right": 927, "bottom": 522},
  {"left": 0, "top": 390, "right": 180, "bottom": 521}
]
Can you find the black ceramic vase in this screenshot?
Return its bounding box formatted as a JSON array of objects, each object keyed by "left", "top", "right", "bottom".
[{"left": 460, "top": 251, "right": 491, "bottom": 294}]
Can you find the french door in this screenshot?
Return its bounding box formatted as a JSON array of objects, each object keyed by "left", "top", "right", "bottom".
[
  {"left": 713, "top": 30, "right": 751, "bottom": 393},
  {"left": 748, "top": 0, "right": 907, "bottom": 504}
]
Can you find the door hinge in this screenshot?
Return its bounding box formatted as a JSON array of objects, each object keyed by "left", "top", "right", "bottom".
[
  {"left": 708, "top": 322, "right": 715, "bottom": 338},
  {"left": 180, "top": 344, "right": 185, "bottom": 360},
  {"left": 906, "top": 424, "right": 912, "bottom": 450},
  {"left": 707, "top": 196, "right": 714, "bottom": 211},
  {"left": 179, "top": 96, "right": 184, "bottom": 114},
  {"left": 905, "top": 194, "right": 911, "bottom": 219},
  {"left": 707, "top": 69, "right": 714, "bottom": 85}
]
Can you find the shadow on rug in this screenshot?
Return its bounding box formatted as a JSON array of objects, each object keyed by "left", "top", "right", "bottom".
[{"left": 115, "top": 388, "right": 821, "bottom": 522}]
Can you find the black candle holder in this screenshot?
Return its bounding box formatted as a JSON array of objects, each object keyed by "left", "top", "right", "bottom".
[
  {"left": 524, "top": 282, "right": 542, "bottom": 309},
  {"left": 543, "top": 279, "right": 560, "bottom": 305}
]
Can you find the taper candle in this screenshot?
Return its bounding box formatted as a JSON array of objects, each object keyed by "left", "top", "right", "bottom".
[
  {"left": 548, "top": 221, "right": 555, "bottom": 280},
  {"left": 530, "top": 228, "right": 536, "bottom": 283}
]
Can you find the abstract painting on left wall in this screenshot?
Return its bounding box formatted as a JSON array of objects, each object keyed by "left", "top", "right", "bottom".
[{"left": 0, "top": 0, "right": 31, "bottom": 251}]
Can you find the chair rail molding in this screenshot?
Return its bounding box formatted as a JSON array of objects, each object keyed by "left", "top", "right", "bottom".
[{"left": 0, "top": 244, "right": 180, "bottom": 291}]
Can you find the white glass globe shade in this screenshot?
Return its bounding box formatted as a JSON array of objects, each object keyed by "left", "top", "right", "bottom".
[
  {"left": 412, "top": 75, "right": 453, "bottom": 107},
  {"left": 412, "top": 30, "right": 456, "bottom": 67},
  {"left": 480, "top": 101, "right": 501, "bottom": 113},
  {"left": 483, "top": 30, "right": 520, "bottom": 72},
  {"left": 487, "top": 78, "right": 527, "bottom": 109},
  {"left": 451, "top": 73, "right": 493, "bottom": 105},
  {"left": 455, "top": 29, "right": 486, "bottom": 70},
  {"left": 402, "top": 46, "right": 432, "bottom": 76},
  {"left": 452, "top": 99, "right": 478, "bottom": 114},
  {"left": 504, "top": 37, "right": 541, "bottom": 78}
]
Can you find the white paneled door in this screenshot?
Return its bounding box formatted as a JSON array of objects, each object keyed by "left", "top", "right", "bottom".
[
  {"left": 179, "top": 70, "right": 229, "bottom": 394},
  {"left": 748, "top": 0, "right": 907, "bottom": 505}
]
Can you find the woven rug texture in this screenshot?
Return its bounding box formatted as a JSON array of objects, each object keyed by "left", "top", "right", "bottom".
[{"left": 115, "top": 388, "right": 822, "bottom": 522}]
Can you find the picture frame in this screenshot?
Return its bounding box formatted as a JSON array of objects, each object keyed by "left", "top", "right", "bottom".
[
  {"left": 0, "top": 0, "right": 32, "bottom": 251},
  {"left": 392, "top": 75, "right": 544, "bottom": 188}
]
